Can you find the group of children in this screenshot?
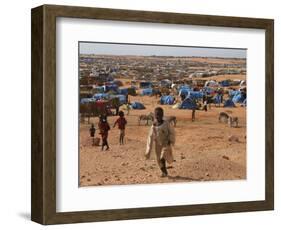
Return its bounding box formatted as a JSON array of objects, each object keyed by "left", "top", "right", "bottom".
[
  {"left": 89, "top": 107, "right": 175, "bottom": 177},
  {"left": 89, "top": 111, "right": 127, "bottom": 151}
]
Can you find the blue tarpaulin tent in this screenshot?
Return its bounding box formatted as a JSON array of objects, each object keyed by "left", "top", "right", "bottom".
[
  {"left": 233, "top": 93, "right": 246, "bottom": 103},
  {"left": 229, "top": 90, "right": 239, "bottom": 98},
  {"left": 202, "top": 87, "right": 215, "bottom": 94},
  {"left": 104, "top": 84, "right": 119, "bottom": 92},
  {"left": 229, "top": 90, "right": 246, "bottom": 103},
  {"left": 213, "top": 94, "right": 223, "bottom": 104},
  {"left": 179, "top": 85, "right": 191, "bottom": 90},
  {"left": 131, "top": 101, "right": 146, "bottom": 109},
  {"left": 220, "top": 80, "right": 230, "bottom": 87},
  {"left": 189, "top": 91, "right": 204, "bottom": 99},
  {"left": 224, "top": 99, "right": 236, "bottom": 107},
  {"left": 93, "top": 93, "right": 109, "bottom": 100},
  {"left": 160, "top": 95, "right": 175, "bottom": 105},
  {"left": 139, "top": 82, "right": 152, "bottom": 89},
  {"left": 80, "top": 98, "right": 96, "bottom": 104},
  {"left": 93, "top": 86, "right": 104, "bottom": 93},
  {"left": 179, "top": 97, "right": 197, "bottom": 110},
  {"left": 109, "top": 94, "right": 127, "bottom": 104},
  {"left": 141, "top": 88, "right": 153, "bottom": 96},
  {"left": 118, "top": 88, "right": 128, "bottom": 95},
  {"left": 179, "top": 88, "right": 192, "bottom": 97}
]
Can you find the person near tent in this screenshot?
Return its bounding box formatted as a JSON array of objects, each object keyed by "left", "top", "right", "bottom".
[
  {"left": 180, "top": 93, "right": 186, "bottom": 102},
  {"left": 202, "top": 94, "right": 208, "bottom": 111},
  {"left": 125, "top": 103, "right": 131, "bottom": 115},
  {"left": 216, "top": 88, "right": 224, "bottom": 107},
  {"left": 145, "top": 107, "right": 175, "bottom": 177},
  {"left": 98, "top": 115, "right": 110, "bottom": 151},
  {"left": 202, "top": 100, "right": 208, "bottom": 112},
  {"left": 89, "top": 123, "right": 96, "bottom": 146},
  {"left": 113, "top": 111, "right": 127, "bottom": 145},
  {"left": 191, "top": 98, "right": 198, "bottom": 121}
]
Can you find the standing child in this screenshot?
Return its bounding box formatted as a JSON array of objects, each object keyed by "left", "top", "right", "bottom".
[
  {"left": 145, "top": 107, "right": 175, "bottom": 177},
  {"left": 113, "top": 111, "right": 127, "bottom": 145},
  {"left": 98, "top": 115, "right": 110, "bottom": 151}
]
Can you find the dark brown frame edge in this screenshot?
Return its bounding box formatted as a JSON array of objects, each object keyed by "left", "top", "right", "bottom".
[{"left": 31, "top": 4, "right": 274, "bottom": 225}]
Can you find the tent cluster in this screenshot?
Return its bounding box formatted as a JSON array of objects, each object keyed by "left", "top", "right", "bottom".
[
  {"left": 226, "top": 90, "right": 247, "bottom": 107},
  {"left": 141, "top": 88, "right": 153, "bottom": 96},
  {"left": 81, "top": 83, "right": 138, "bottom": 106},
  {"left": 160, "top": 95, "right": 175, "bottom": 105},
  {"left": 229, "top": 90, "right": 247, "bottom": 103},
  {"left": 139, "top": 81, "right": 152, "bottom": 89},
  {"left": 179, "top": 97, "right": 197, "bottom": 110}
]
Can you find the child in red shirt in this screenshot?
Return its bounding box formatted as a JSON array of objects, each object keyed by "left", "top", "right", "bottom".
[
  {"left": 98, "top": 115, "right": 110, "bottom": 151},
  {"left": 113, "top": 111, "right": 127, "bottom": 145}
]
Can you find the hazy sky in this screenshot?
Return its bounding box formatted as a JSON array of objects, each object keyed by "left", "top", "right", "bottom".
[{"left": 79, "top": 42, "right": 246, "bottom": 58}]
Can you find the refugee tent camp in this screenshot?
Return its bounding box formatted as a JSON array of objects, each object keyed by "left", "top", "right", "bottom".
[
  {"left": 93, "top": 93, "right": 109, "bottom": 100},
  {"left": 229, "top": 90, "right": 246, "bottom": 103},
  {"left": 141, "top": 88, "right": 153, "bottom": 96},
  {"left": 179, "top": 97, "right": 197, "bottom": 110},
  {"left": 202, "top": 87, "right": 215, "bottom": 95},
  {"left": 127, "top": 87, "right": 137, "bottom": 96},
  {"left": 224, "top": 99, "right": 236, "bottom": 107},
  {"left": 113, "top": 79, "right": 123, "bottom": 86},
  {"left": 204, "top": 80, "right": 219, "bottom": 88},
  {"left": 118, "top": 87, "right": 137, "bottom": 96},
  {"left": 212, "top": 94, "right": 223, "bottom": 105},
  {"left": 103, "top": 84, "right": 119, "bottom": 93},
  {"left": 189, "top": 91, "right": 204, "bottom": 99},
  {"left": 220, "top": 80, "right": 230, "bottom": 87},
  {"left": 109, "top": 94, "right": 127, "bottom": 105},
  {"left": 80, "top": 98, "right": 96, "bottom": 104},
  {"left": 139, "top": 81, "right": 152, "bottom": 89},
  {"left": 160, "top": 79, "right": 172, "bottom": 88},
  {"left": 131, "top": 101, "right": 146, "bottom": 109},
  {"left": 160, "top": 95, "right": 175, "bottom": 105},
  {"left": 118, "top": 88, "right": 128, "bottom": 95},
  {"left": 92, "top": 86, "right": 105, "bottom": 93},
  {"left": 178, "top": 85, "right": 192, "bottom": 97}
]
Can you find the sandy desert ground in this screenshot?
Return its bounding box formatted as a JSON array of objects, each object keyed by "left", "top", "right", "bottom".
[{"left": 79, "top": 86, "right": 246, "bottom": 187}]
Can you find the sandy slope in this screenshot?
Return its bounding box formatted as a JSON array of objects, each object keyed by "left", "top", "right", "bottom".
[{"left": 79, "top": 94, "right": 246, "bottom": 187}]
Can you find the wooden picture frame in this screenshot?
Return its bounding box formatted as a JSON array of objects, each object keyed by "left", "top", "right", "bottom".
[{"left": 31, "top": 4, "right": 274, "bottom": 225}]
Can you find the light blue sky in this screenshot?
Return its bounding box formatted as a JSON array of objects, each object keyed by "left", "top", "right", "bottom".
[{"left": 79, "top": 42, "right": 246, "bottom": 58}]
